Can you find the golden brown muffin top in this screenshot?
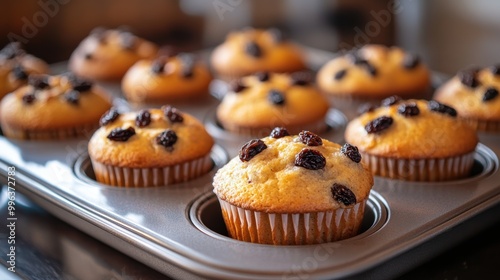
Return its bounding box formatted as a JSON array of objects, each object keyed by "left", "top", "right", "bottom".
[
  {"left": 0, "top": 42, "right": 50, "bottom": 98},
  {"left": 216, "top": 72, "right": 329, "bottom": 129},
  {"left": 210, "top": 28, "right": 306, "bottom": 77},
  {"left": 434, "top": 66, "right": 500, "bottom": 121},
  {"left": 317, "top": 45, "right": 431, "bottom": 98},
  {"left": 0, "top": 73, "right": 111, "bottom": 130},
  {"left": 88, "top": 106, "right": 214, "bottom": 168},
  {"left": 344, "top": 99, "right": 478, "bottom": 158},
  {"left": 122, "top": 54, "right": 212, "bottom": 103},
  {"left": 69, "top": 28, "right": 158, "bottom": 81},
  {"left": 213, "top": 128, "right": 373, "bottom": 213}
]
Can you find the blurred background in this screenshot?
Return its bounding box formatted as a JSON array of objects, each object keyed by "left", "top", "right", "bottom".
[{"left": 1, "top": 0, "right": 500, "bottom": 74}]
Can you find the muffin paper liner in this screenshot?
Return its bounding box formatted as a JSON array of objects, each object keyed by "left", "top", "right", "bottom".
[
  {"left": 220, "top": 119, "right": 328, "bottom": 138},
  {"left": 217, "top": 198, "right": 366, "bottom": 245},
  {"left": 361, "top": 151, "right": 475, "bottom": 181},
  {"left": 1, "top": 123, "right": 99, "bottom": 140},
  {"left": 91, "top": 154, "right": 213, "bottom": 187},
  {"left": 463, "top": 118, "right": 500, "bottom": 133}
]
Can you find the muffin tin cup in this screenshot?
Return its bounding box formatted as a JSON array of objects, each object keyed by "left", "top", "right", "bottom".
[
  {"left": 362, "top": 151, "right": 476, "bottom": 182},
  {"left": 2, "top": 50, "right": 500, "bottom": 279},
  {"left": 90, "top": 154, "right": 213, "bottom": 188},
  {"left": 216, "top": 197, "right": 367, "bottom": 245}
]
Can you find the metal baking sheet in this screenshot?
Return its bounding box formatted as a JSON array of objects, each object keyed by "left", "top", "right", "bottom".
[{"left": 0, "top": 48, "right": 499, "bottom": 279}]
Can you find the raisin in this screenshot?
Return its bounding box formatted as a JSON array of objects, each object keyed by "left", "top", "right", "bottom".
[
  {"left": 120, "top": 32, "right": 137, "bottom": 50},
  {"left": 298, "top": 130, "right": 322, "bottom": 146},
  {"left": 268, "top": 89, "right": 286, "bottom": 105},
  {"left": 239, "top": 139, "right": 267, "bottom": 162},
  {"left": 365, "top": 116, "right": 394, "bottom": 134},
  {"left": 256, "top": 72, "right": 270, "bottom": 82},
  {"left": 341, "top": 143, "right": 361, "bottom": 163},
  {"left": 68, "top": 74, "right": 93, "bottom": 92},
  {"left": 28, "top": 75, "right": 50, "bottom": 89},
  {"left": 458, "top": 69, "right": 479, "bottom": 88},
  {"left": 334, "top": 69, "right": 348, "bottom": 81},
  {"left": 12, "top": 65, "right": 28, "bottom": 80},
  {"left": 270, "top": 127, "right": 290, "bottom": 139},
  {"left": 381, "top": 95, "right": 402, "bottom": 107},
  {"left": 163, "top": 105, "right": 184, "bottom": 123},
  {"left": 178, "top": 53, "right": 195, "bottom": 78},
  {"left": 483, "top": 87, "right": 499, "bottom": 102},
  {"left": 268, "top": 28, "right": 285, "bottom": 43},
  {"left": 151, "top": 57, "right": 166, "bottom": 74},
  {"left": 22, "top": 92, "right": 36, "bottom": 104},
  {"left": 245, "top": 41, "right": 262, "bottom": 58},
  {"left": 357, "top": 103, "right": 377, "bottom": 115},
  {"left": 156, "top": 129, "right": 178, "bottom": 149},
  {"left": 100, "top": 108, "right": 120, "bottom": 126},
  {"left": 107, "top": 127, "right": 136, "bottom": 142},
  {"left": 331, "top": 183, "right": 356, "bottom": 206},
  {"left": 490, "top": 65, "right": 500, "bottom": 76},
  {"left": 65, "top": 90, "right": 80, "bottom": 105},
  {"left": 402, "top": 53, "right": 420, "bottom": 69},
  {"left": 135, "top": 110, "right": 151, "bottom": 127},
  {"left": 364, "top": 63, "right": 378, "bottom": 77},
  {"left": 230, "top": 79, "right": 247, "bottom": 93},
  {"left": 290, "top": 71, "right": 312, "bottom": 86},
  {"left": 428, "top": 100, "right": 457, "bottom": 117},
  {"left": 294, "top": 149, "right": 326, "bottom": 170},
  {"left": 346, "top": 52, "right": 377, "bottom": 76},
  {"left": 398, "top": 103, "right": 420, "bottom": 117}
]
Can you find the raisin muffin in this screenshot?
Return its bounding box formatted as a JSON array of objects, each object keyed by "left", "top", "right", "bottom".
[
  {"left": 0, "top": 73, "right": 112, "bottom": 140},
  {"left": 0, "top": 42, "right": 50, "bottom": 100},
  {"left": 88, "top": 106, "right": 214, "bottom": 187},
  {"left": 344, "top": 98, "right": 478, "bottom": 181},
  {"left": 216, "top": 72, "right": 330, "bottom": 136},
  {"left": 213, "top": 128, "right": 373, "bottom": 245},
  {"left": 122, "top": 53, "right": 212, "bottom": 103},
  {"left": 434, "top": 66, "right": 500, "bottom": 132},
  {"left": 210, "top": 28, "right": 306, "bottom": 80},
  {"left": 317, "top": 45, "right": 431, "bottom": 119},
  {"left": 69, "top": 28, "right": 158, "bottom": 81}
]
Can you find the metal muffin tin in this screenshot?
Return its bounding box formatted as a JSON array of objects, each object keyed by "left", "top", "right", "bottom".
[{"left": 1, "top": 48, "right": 500, "bottom": 279}]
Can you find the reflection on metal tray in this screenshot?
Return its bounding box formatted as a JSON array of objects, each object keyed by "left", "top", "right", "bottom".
[{"left": 0, "top": 47, "right": 500, "bottom": 279}]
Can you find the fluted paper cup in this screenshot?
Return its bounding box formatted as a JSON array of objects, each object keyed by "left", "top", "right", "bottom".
[
  {"left": 217, "top": 197, "right": 366, "bottom": 245},
  {"left": 361, "top": 151, "right": 475, "bottom": 181},
  {"left": 91, "top": 154, "right": 212, "bottom": 187}
]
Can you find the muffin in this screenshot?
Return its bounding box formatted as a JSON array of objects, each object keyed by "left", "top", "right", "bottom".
[
  {"left": 122, "top": 53, "right": 212, "bottom": 103},
  {"left": 0, "top": 42, "right": 50, "bottom": 100},
  {"left": 69, "top": 27, "right": 158, "bottom": 81},
  {"left": 0, "top": 73, "right": 112, "bottom": 140},
  {"left": 213, "top": 128, "right": 374, "bottom": 245},
  {"left": 88, "top": 106, "right": 214, "bottom": 187},
  {"left": 216, "top": 72, "right": 330, "bottom": 136},
  {"left": 344, "top": 98, "right": 478, "bottom": 181},
  {"left": 434, "top": 66, "right": 500, "bottom": 132},
  {"left": 317, "top": 45, "right": 431, "bottom": 119},
  {"left": 210, "top": 28, "right": 306, "bottom": 79}
]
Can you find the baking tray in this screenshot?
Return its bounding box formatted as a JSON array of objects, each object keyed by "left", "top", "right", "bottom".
[{"left": 1, "top": 48, "right": 500, "bottom": 280}]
